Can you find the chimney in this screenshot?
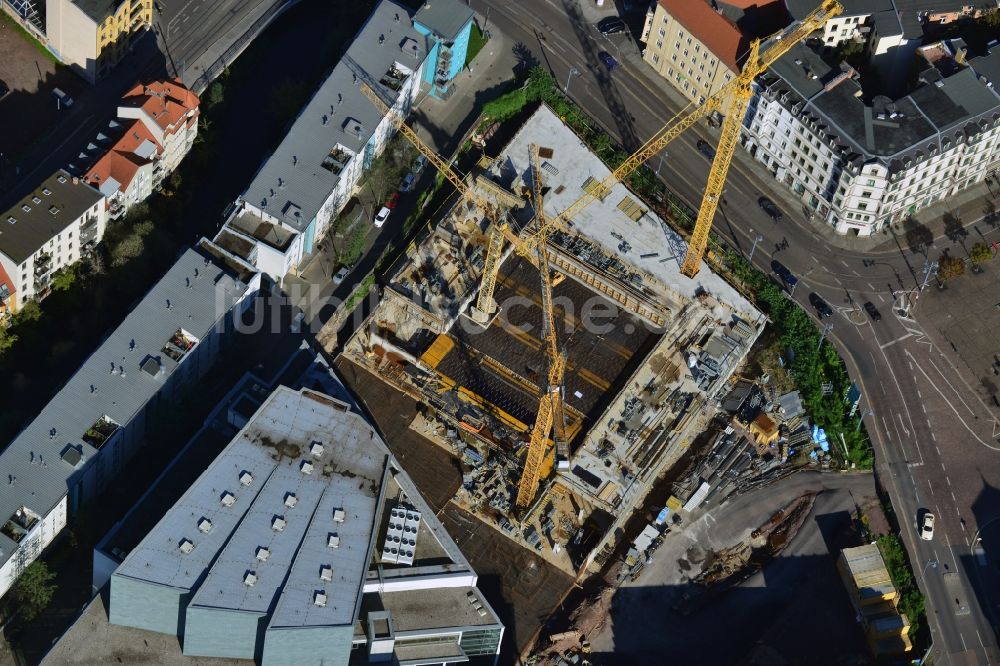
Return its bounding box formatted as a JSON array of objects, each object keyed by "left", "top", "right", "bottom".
[{"left": 72, "top": 176, "right": 79, "bottom": 185}]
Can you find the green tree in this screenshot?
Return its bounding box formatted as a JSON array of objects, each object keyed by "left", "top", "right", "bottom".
[
  {"left": 969, "top": 242, "right": 992, "bottom": 267},
  {"left": 205, "top": 81, "right": 225, "bottom": 109},
  {"left": 13, "top": 300, "right": 42, "bottom": 324},
  {"left": 13, "top": 561, "right": 58, "bottom": 622},
  {"left": 50, "top": 266, "right": 77, "bottom": 292},
  {"left": 937, "top": 255, "right": 966, "bottom": 281}
]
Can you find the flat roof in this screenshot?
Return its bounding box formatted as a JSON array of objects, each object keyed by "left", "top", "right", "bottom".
[
  {"left": 380, "top": 586, "right": 501, "bottom": 633},
  {"left": 492, "top": 105, "right": 760, "bottom": 321},
  {"left": 0, "top": 170, "right": 104, "bottom": 263},
  {"left": 0, "top": 244, "right": 254, "bottom": 570},
  {"left": 413, "top": 0, "right": 474, "bottom": 41},
  {"left": 228, "top": 211, "right": 296, "bottom": 253},
  {"left": 241, "top": 0, "right": 430, "bottom": 231}
]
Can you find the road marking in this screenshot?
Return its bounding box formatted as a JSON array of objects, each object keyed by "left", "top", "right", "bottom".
[
  {"left": 867, "top": 282, "right": 875, "bottom": 290},
  {"left": 877, "top": 294, "right": 885, "bottom": 303},
  {"left": 810, "top": 255, "right": 820, "bottom": 265},
  {"left": 833, "top": 276, "right": 842, "bottom": 285},
  {"left": 897, "top": 413, "right": 911, "bottom": 437},
  {"left": 880, "top": 333, "right": 912, "bottom": 349},
  {"left": 931, "top": 431, "right": 937, "bottom": 441},
  {"left": 961, "top": 633, "right": 968, "bottom": 651},
  {"left": 936, "top": 445, "right": 942, "bottom": 455},
  {"left": 917, "top": 390, "right": 922, "bottom": 398},
  {"left": 840, "top": 259, "right": 850, "bottom": 268},
  {"left": 946, "top": 476, "right": 952, "bottom": 486}
]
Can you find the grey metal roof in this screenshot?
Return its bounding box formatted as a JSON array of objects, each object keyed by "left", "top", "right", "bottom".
[
  {"left": 413, "top": 0, "right": 475, "bottom": 41},
  {"left": 112, "top": 384, "right": 497, "bottom": 636},
  {"left": 0, "top": 170, "right": 104, "bottom": 264},
  {"left": 380, "top": 586, "right": 502, "bottom": 633},
  {"left": 908, "top": 67, "right": 1000, "bottom": 132},
  {"left": 241, "top": 0, "right": 431, "bottom": 232},
  {"left": 970, "top": 48, "right": 1000, "bottom": 89},
  {"left": 72, "top": 0, "right": 117, "bottom": 22},
  {"left": 767, "top": 42, "right": 841, "bottom": 101},
  {"left": 0, "top": 245, "right": 253, "bottom": 571}
]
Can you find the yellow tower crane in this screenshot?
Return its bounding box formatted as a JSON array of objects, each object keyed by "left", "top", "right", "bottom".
[
  {"left": 472, "top": 0, "right": 843, "bottom": 320},
  {"left": 358, "top": 85, "right": 563, "bottom": 510}
]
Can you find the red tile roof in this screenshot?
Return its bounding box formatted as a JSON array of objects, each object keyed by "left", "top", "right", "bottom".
[
  {"left": 658, "top": 0, "right": 750, "bottom": 72},
  {"left": 120, "top": 78, "right": 200, "bottom": 133},
  {"left": 83, "top": 121, "right": 161, "bottom": 194},
  {"left": 0, "top": 261, "right": 14, "bottom": 301}
]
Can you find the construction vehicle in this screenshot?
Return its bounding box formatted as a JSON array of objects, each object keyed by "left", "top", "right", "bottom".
[{"left": 472, "top": 0, "right": 843, "bottom": 322}]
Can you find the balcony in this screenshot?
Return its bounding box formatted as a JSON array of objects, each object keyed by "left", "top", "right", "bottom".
[
  {"left": 33, "top": 252, "right": 52, "bottom": 277},
  {"left": 162, "top": 328, "right": 198, "bottom": 362},
  {"left": 83, "top": 415, "right": 121, "bottom": 451},
  {"left": 321, "top": 146, "right": 352, "bottom": 175},
  {"left": 2, "top": 507, "right": 40, "bottom": 544},
  {"left": 379, "top": 65, "right": 408, "bottom": 92}
]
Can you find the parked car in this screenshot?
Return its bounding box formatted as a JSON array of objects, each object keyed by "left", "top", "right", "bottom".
[
  {"left": 696, "top": 139, "right": 715, "bottom": 160},
  {"left": 412, "top": 154, "right": 428, "bottom": 175},
  {"left": 809, "top": 292, "right": 833, "bottom": 318},
  {"left": 598, "top": 51, "right": 619, "bottom": 71},
  {"left": 598, "top": 17, "right": 627, "bottom": 36},
  {"left": 0, "top": 80, "right": 8, "bottom": 99},
  {"left": 758, "top": 196, "right": 783, "bottom": 221},
  {"left": 863, "top": 301, "right": 882, "bottom": 321},
  {"left": 400, "top": 173, "right": 416, "bottom": 193},
  {"left": 374, "top": 206, "right": 391, "bottom": 228},
  {"left": 771, "top": 260, "right": 797, "bottom": 287},
  {"left": 385, "top": 192, "right": 401, "bottom": 209},
  {"left": 920, "top": 511, "right": 935, "bottom": 541},
  {"left": 290, "top": 311, "right": 306, "bottom": 334},
  {"left": 332, "top": 266, "right": 350, "bottom": 285}
]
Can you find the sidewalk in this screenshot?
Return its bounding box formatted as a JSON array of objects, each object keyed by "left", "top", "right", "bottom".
[
  {"left": 616, "top": 39, "right": 1000, "bottom": 257},
  {"left": 410, "top": 18, "right": 519, "bottom": 156}
]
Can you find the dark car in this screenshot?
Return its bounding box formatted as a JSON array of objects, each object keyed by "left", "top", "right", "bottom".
[
  {"left": 771, "top": 260, "right": 797, "bottom": 287},
  {"left": 758, "top": 196, "right": 783, "bottom": 221},
  {"left": 863, "top": 301, "right": 882, "bottom": 321},
  {"left": 598, "top": 51, "right": 619, "bottom": 71},
  {"left": 598, "top": 17, "right": 627, "bottom": 36},
  {"left": 0, "top": 80, "right": 8, "bottom": 99},
  {"left": 696, "top": 139, "right": 715, "bottom": 160},
  {"left": 809, "top": 292, "right": 834, "bottom": 318}
]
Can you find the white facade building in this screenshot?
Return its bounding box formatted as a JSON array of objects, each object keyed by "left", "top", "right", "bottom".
[
  {"left": 743, "top": 41, "right": 1000, "bottom": 235},
  {"left": 216, "top": 0, "right": 431, "bottom": 282},
  {"left": 0, "top": 170, "right": 106, "bottom": 309}
]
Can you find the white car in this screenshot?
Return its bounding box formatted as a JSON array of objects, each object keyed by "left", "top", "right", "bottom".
[
  {"left": 920, "top": 512, "right": 935, "bottom": 541},
  {"left": 332, "top": 266, "right": 350, "bottom": 285},
  {"left": 374, "top": 206, "right": 390, "bottom": 228}
]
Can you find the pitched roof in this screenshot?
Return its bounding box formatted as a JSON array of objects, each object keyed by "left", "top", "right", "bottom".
[
  {"left": 83, "top": 120, "right": 161, "bottom": 195},
  {"left": 0, "top": 170, "right": 104, "bottom": 264},
  {"left": 657, "top": 0, "right": 749, "bottom": 72},
  {"left": 119, "top": 79, "right": 200, "bottom": 133}
]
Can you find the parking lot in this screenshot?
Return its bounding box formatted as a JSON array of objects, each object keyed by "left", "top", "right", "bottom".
[{"left": 0, "top": 14, "right": 84, "bottom": 157}]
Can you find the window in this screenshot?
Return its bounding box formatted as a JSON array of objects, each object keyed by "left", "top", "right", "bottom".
[
  {"left": 652, "top": 54, "right": 660, "bottom": 64},
  {"left": 861, "top": 191, "right": 871, "bottom": 198},
  {"left": 866, "top": 179, "right": 875, "bottom": 186},
  {"left": 658, "top": 27, "right": 665, "bottom": 37},
  {"left": 656, "top": 40, "right": 663, "bottom": 48}
]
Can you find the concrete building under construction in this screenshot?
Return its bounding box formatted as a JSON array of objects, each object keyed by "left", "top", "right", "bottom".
[{"left": 341, "top": 105, "right": 765, "bottom": 571}]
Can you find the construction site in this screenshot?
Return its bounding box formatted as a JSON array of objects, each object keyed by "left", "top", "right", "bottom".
[{"left": 339, "top": 104, "right": 766, "bottom": 575}]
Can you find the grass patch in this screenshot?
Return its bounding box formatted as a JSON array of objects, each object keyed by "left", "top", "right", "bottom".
[
  {"left": 0, "top": 11, "right": 60, "bottom": 65},
  {"left": 465, "top": 23, "right": 489, "bottom": 68}
]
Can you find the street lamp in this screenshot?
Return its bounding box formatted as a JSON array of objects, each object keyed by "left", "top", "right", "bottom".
[
  {"left": 564, "top": 67, "right": 580, "bottom": 96},
  {"left": 748, "top": 229, "right": 764, "bottom": 265},
  {"left": 817, "top": 322, "right": 834, "bottom": 352},
  {"left": 919, "top": 259, "right": 939, "bottom": 291},
  {"left": 921, "top": 558, "right": 939, "bottom": 578},
  {"left": 655, "top": 149, "right": 668, "bottom": 177},
  {"left": 855, "top": 408, "right": 873, "bottom": 432}
]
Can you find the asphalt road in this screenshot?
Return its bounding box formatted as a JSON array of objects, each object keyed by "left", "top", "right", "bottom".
[
  {"left": 472, "top": 0, "right": 1000, "bottom": 661},
  {"left": 590, "top": 471, "right": 877, "bottom": 663}
]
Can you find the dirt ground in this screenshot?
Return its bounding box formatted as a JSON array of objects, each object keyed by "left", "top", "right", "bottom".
[
  {"left": 336, "top": 357, "right": 576, "bottom": 663},
  {"left": 0, "top": 14, "right": 84, "bottom": 156}
]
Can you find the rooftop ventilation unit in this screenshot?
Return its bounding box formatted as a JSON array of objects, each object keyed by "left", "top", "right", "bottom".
[
  {"left": 285, "top": 493, "right": 298, "bottom": 508},
  {"left": 179, "top": 538, "right": 194, "bottom": 554},
  {"left": 300, "top": 460, "right": 314, "bottom": 475},
  {"left": 220, "top": 491, "right": 236, "bottom": 507},
  {"left": 333, "top": 508, "right": 345, "bottom": 522},
  {"left": 272, "top": 516, "right": 287, "bottom": 532},
  {"left": 197, "top": 517, "right": 212, "bottom": 533},
  {"left": 310, "top": 442, "right": 324, "bottom": 457},
  {"left": 320, "top": 565, "right": 333, "bottom": 581},
  {"left": 382, "top": 506, "right": 421, "bottom": 565},
  {"left": 244, "top": 571, "right": 257, "bottom": 587},
  {"left": 313, "top": 591, "right": 327, "bottom": 607},
  {"left": 328, "top": 533, "right": 340, "bottom": 548},
  {"left": 256, "top": 547, "right": 271, "bottom": 562},
  {"left": 239, "top": 471, "right": 253, "bottom": 486}
]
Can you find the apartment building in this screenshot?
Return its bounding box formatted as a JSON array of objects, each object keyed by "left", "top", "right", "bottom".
[
  {"left": 216, "top": 0, "right": 433, "bottom": 281},
  {"left": 0, "top": 264, "right": 14, "bottom": 321},
  {"left": 107, "top": 384, "right": 504, "bottom": 665},
  {"left": 0, "top": 243, "right": 260, "bottom": 602},
  {"left": 0, "top": 170, "right": 105, "bottom": 310},
  {"left": 742, "top": 41, "right": 1000, "bottom": 235},
  {"left": 117, "top": 79, "right": 200, "bottom": 173},
  {"left": 82, "top": 118, "right": 162, "bottom": 220},
  {"left": 44, "top": 0, "right": 152, "bottom": 83},
  {"left": 838, "top": 544, "right": 913, "bottom": 656},
  {"left": 412, "top": 0, "right": 475, "bottom": 95},
  {"left": 640, "top": 0, "right": 747, "bottom": 104}
]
